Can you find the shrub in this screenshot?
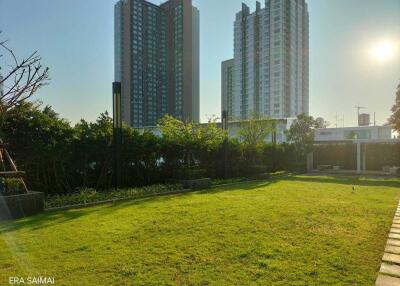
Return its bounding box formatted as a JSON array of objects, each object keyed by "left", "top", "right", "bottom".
[
  {"left": 173, "top": 168, "right": 207, "bottom": 180},
  {"left": 3, "top": 103, "right": 300, "bottom": 196},
  {"left": 0, "top": 178, "right": 26, "bottom": 196},
  {"left": 45, "top": 184, "right": 183, "bottom": 209}
]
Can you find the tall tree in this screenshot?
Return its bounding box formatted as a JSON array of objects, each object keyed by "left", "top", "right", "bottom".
[
  {"left": 389, "top": 83, "right": 400, "bottom": 133},
  {"left": 237, "top": 116, "right": 276, "bottom": 167},
  {"left": 286, "top": 114, "right": 318, "bottom": 163}
]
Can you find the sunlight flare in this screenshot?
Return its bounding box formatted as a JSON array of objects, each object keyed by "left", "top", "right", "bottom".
[{"left": 370, "top": 41, "right": 396, "bottom": 62}]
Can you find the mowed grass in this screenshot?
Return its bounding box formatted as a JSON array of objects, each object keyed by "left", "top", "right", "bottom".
[{"left": 1, "top": 176, "right": 400, "bottom": 286}]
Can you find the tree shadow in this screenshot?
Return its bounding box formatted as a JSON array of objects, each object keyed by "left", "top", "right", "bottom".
[
  {"left": 0, "top": 191, "right": 203, "bottom": 234},
  {"left": 280, "top": 174, "right": 400, "bottom": 188},
  {"left": 0, "top": 207, "right": 98, "bottom": 234},
  {"left": 191, "top": 179, "right": 281, "bottom": 195},
  {"left": 1, "top": 175, "right": 397, "bottom": 234}
]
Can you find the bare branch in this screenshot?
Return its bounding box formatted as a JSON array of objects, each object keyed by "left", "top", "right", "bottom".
[{"left": 0, "top": 33, "right": 50, "bottom": 122}]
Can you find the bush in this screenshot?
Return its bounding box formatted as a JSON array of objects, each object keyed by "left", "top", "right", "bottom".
[
  {"left": 247, "top": 165, "right": 268, "bottom": 175},
  {"left": 0, "top": 178, "right": 25, "bottom": 196},
  {"left": 45, "top": 184, "right": 184, "bottom": 209},
  {"left": 3, "top": 103, "right": 300, "bottom": 196},
  {"left": 173, "top": 168, "right": 207, "bottom": 180}
]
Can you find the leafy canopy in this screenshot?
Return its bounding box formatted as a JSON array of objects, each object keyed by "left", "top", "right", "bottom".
[
  {"left": 157, "top": 115, "right": 226, "bottom": 167},
  {"left": 286, "top": 114, "right": 318, "bottom": 155},
  {"left": 237, "top": 117, "right": 276, "bottom": 148},
  {"left": 157, "top": 115, "right": 226, "bottom": 151},
  {"left": 389, "top": 84, "right": 400, "bottom": 133}
]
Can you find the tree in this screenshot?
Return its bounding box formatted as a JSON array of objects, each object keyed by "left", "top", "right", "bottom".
[
  {"left": 3, "top": 102, "right": 74, "bottom": 193},
  {"left": 315, "top": 117, "right": 330, "bottom": 128},
  {"left": 158, "top": 115, "right": 226, "bottom": 168},
  {"left": 0, "top": 31, "right": 49, "bottom": 129},
  {"left": 286, "top": 114, "right": 318, "bottom": 164},
  {"left": 238, "top": 117, "right": 275, "bottom": 147},
  {"left": 237, "top": 116, "right": 276, "bottom": 166},
  {"left": 389, "top": 83, "right": 400, "bottom": 133},
  {"left": 74, "top": 112, "right": 114, "bottom": 189}
]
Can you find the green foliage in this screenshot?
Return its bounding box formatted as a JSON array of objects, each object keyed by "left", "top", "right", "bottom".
[
  {"left": 389, "top": 83, "right": 400, "bottom": 133},
  {"left": 238, "top": 117, "right": 275, "bottom": 148},
  {"left": 0, "top": 178, "right": 25, "bottom": 196},
  {"left": 45, "top": 184, "right": 183, "bottom": 209},
  {"left": 158, "top": 115, "right": 226, "bottom": 169},
  {"left": 286, "top": 114, "right": 319, "bottom": 168},
  {"left": 1, "top": 103, "right": 300, "bottom": 195},
  {"left": 172, "top": 168, "right": 207, "bottom": 180},
  {"left": 2, "top": 102, "right": 75, "bottom": 195},
  {"left": 236, "top": 117, "right": 276, "bottom": 168},
  {"left": 1, "top": 176, "right": 399, "bottom": 285}
]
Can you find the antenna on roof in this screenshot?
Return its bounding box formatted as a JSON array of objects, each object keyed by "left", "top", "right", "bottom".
[{"left": 354, "top": 105, "right": 366, "bottom": 117}]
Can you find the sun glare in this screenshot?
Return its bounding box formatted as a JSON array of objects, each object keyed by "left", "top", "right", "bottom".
[{"left": 370, "top": 41, "right": 396, "bottom": 62}]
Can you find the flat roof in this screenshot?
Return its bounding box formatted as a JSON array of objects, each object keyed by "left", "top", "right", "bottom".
[
  {"left": 314, "top": 139, "right": 400, "bottom": 144},
  {"left": 315, "top": 125, "right": 393, "bottom": 131}
]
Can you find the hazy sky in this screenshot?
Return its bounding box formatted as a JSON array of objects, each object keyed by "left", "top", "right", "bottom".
[{"left": 1, "top": 0, "right": 399, "bottom": 126}]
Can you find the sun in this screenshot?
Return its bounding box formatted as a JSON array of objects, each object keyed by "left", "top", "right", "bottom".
[{"left": 370, "top": 41, "right": 395, "bottom": 62}]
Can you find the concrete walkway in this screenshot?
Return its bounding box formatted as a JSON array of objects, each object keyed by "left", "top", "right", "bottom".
[{"left": 376, "top": 201, "right": 400, "bottom": 285}]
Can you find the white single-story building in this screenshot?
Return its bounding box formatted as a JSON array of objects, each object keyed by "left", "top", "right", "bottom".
[{"left": 315, "top": 125, "right": 394, "bottom": 142}]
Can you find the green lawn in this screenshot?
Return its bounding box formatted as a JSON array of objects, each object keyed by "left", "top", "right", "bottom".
[{"left": 1, "top": 176, "right": 400, "bottom": 286}]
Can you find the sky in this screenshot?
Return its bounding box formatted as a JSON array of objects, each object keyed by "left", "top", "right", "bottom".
[{"left": 0, "top": 0, "right": 399, "bottom": 127}]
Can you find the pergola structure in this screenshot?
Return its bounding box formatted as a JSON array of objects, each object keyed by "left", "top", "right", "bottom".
[
  {"left": 308, "top": 139, "right": 400, "bottom": 174},
  {"left": 0, "top": 143, "right": 28, "bottom": 193}
]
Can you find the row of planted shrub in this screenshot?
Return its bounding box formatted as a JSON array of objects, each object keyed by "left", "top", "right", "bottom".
[
  {"left": 1, "top": 103, "right": 301, "bottom": 196},
  {"left": 45, "top": 184, "right": 184, "bottom": 209}
]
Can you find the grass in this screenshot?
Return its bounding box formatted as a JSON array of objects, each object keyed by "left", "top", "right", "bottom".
[{"left": 1, "top": 175, "right": 399, "bottom": 285}]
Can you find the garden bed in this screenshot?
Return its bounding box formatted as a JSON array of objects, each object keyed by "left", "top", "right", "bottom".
[
  {"left": 0, "top": 191, "right": 44, "bottom": 220},
  {"left": 44, "top": 184, "right": 183, "bottom": 209}
]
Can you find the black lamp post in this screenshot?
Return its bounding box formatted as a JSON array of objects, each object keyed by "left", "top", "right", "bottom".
[{"left": 113, "top": 82, "right": 122, "bottom": 190}]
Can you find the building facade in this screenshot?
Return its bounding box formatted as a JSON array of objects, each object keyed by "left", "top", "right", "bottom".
[
  {"left": 115, "top": 0, "right": 199, "bottom": 128},
  {"left": 221, "top": 59, "right": 234, "bottom": 121},
  {"left": 315, "top": 125, "right": 395, "bottom": 142},
  {"left": 229, "top": 0, "right": 309, "bottom": 121}
]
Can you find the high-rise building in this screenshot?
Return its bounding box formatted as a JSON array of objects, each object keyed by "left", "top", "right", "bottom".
[
  {"left": 228, "top": 0, "right": 309, "bottom": 121},
  {"left": 221, "top": 59, "right": 234, "bottom": 121},
  {"left": 115, "top": 0, "right": 200, "bottom": 128}
]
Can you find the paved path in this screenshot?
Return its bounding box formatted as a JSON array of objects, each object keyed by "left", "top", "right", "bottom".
[{"left": 376, "top": 201, "right": 400, "bottom": 285}]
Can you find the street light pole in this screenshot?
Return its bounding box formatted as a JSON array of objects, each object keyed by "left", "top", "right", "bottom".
[{"left": 113, "top": 82, "right": 122, "bottom": 190}]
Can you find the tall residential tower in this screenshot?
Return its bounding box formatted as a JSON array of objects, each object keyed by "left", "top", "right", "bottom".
[
  {"left": 115, "top": 0, "right": 200, "bottom": 128},
  {"left": 223, "top": 0, "right": 309, "bottom": 121},
  {"left": 221, "top": 59, "right": 234, "bottom": 122}
]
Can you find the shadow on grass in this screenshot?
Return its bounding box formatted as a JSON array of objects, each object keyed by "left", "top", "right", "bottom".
[
  {"left": 1, "top": 175, "right": 398, "bottom": 233},
  {"left": 0, "top": 192, "right": 199, "bottom": 233},
  {"left": 0, "top": 207, "right": 98, "bottom": 234},
  {"left": 0, "top": 180, "right": 277, "bottom": 233},
  {"left": 280, "top": 175, "right": 400, "bottom": 188}
]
